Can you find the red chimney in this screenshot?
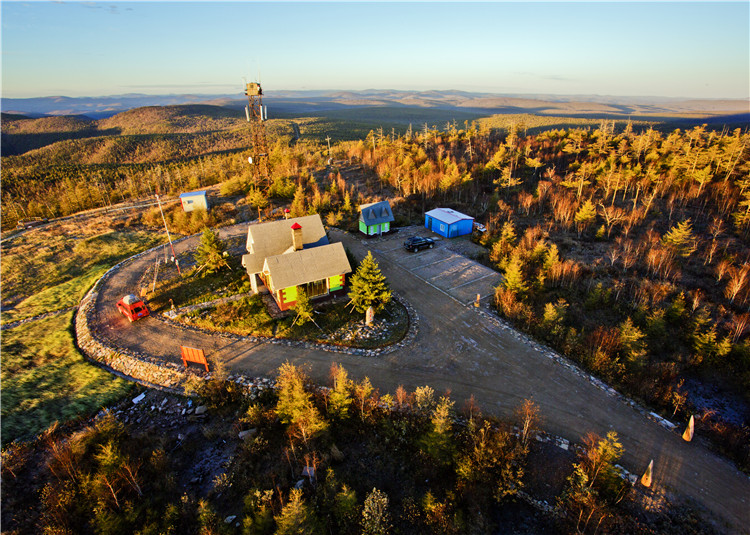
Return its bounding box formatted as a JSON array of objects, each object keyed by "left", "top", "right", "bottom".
[{"left": 291, "top": 222, "right": 303, "bottom": 250}]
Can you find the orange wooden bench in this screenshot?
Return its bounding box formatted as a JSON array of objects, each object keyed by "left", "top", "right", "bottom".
[{"left": 180, "top": 346, "right": 209, "bottom": 373}]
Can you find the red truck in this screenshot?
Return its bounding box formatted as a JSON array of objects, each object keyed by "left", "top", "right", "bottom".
[{"left": 116, "top": 294, "right": 150, "bottom": 322}]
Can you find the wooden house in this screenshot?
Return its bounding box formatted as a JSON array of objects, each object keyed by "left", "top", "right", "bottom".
[
  {"left": 179, "top": 190, "right": 209, "bottom": 212},
  {"left": 241, "top": 215, "right": 352, "bottom": 311},
  {"left": 359, "top": 201, "right": 394, "bottom": 236},
  {"left": 424, "top": 208, "right": 474, "bottom": 238}
]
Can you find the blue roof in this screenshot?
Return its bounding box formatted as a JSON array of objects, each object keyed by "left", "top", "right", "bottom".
[
  {"left": 179, "top": 190, "right": 207, "bottom": 198},
  {"left": 359, "top": 201, "right": 394, "bottom": 226}
]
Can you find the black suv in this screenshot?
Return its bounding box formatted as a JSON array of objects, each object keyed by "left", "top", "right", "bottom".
[{"left": 403, "top": 236, "right": 435, "bottom": 252}]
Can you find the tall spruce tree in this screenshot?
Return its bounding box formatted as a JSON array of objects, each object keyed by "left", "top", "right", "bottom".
[
  {"left": 328, "top": 363, "right": 352, "bottom": 420},
  {"left": 502, "top": 252, "right": 528, "bottom": 295},
  {"left": 662, "top": 219, "right": 697, "bottom": 258},
  {"left": 195, "top": 227, "right": 230, "bottom": 275},
  {"left": 347, "top": 251, "right": 391, "bottom": 325}
]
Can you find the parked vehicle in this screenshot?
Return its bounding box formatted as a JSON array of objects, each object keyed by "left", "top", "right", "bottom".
[
  {"left": 116, "top": 294, "right": 150, "bottom": 322},
  {"left": 403, "top": 236, "right": 435, "bottom": 252}
]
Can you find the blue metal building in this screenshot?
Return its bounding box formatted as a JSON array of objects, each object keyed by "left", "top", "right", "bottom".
[{"left": 424, "top": 208, "right": 474, "bottom": 238}]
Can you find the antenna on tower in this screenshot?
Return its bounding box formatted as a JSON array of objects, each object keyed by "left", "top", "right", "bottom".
[{"left": 244, "top": 76, "right": 270, "bottom": 187}]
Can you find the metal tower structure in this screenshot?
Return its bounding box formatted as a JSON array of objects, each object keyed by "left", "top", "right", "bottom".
[{"left": 244, "top": 81, "right": 270, "bottom": 185}]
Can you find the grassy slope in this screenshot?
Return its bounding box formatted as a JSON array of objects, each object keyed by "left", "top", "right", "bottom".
[
  {"left": 1, "top": 266, "right": 109, "bottom": 324},
  {"left": 1, "top": 311, "right": 133, "bottom": 445},
  {"left": 1, "top": 227, "right": 165, "bottom": 445},
  {"left": 1, "top": 230, "right": 164, "bottom": 309}
]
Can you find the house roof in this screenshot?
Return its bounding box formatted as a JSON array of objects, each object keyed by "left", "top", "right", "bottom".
[
  {"left": 359, "top": 201, "right": 395, "bottom": 226},
  {"left": 425, "top": 208, "right": 473, "bottom": 225},
  {"left": 263, "top": 241, "right": 352, "bottom": 292},
  {"left": 242, "top": 214, "right": 329, "bottom": 275},
  {"left": 179, "top": 190, "right": 207, "bottom": 198}
]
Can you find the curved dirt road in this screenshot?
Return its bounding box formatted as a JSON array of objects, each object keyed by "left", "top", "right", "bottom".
[{"left": 94, "top": 223, "right": 749, "bottom": 533}]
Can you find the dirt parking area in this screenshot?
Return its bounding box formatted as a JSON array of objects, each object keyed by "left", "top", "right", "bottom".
[{"left": 358, "top": 226, "right": 503, "bottom": 306}]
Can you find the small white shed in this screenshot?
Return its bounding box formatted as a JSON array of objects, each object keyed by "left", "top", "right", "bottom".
[{"left": 179, "top": 190, "right": 209, "bottom": 212}]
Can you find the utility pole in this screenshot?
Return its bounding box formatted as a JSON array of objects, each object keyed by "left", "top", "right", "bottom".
[{"left": 156, "top": 194, "right": 181, "bottom": 275}]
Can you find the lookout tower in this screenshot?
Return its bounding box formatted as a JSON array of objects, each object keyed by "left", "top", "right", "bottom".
[{"left": 245, "top": 81, "right": 270, "bottom": 185}]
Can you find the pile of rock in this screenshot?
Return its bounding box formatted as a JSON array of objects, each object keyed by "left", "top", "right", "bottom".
[{"left": 325, "top": 318, "right": 396, "bottom": 343}]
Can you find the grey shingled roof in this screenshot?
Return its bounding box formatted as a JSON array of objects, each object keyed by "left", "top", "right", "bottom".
[
  {"left": 263, "top": 242, "right": 352, "bottom": 292},
  {"left": 242, "top": 215, "right": 328, "bottom": 274},
  {"left": 359, "top": 201, "right": 394, "bottom": 226}
]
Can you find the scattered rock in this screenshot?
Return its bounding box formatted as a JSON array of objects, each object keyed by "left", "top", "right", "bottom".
[
  {"left": 195, "top": 405, "right": 208, "bottom": 415},
  {"left": 224, "top": 515, "right": 236, "bottom": 524},
  {"left": 132, "top": 393, "right": 146, "bottom": 404},
  {"left": 238, "top": 428, "right": 257, "bottom": 441},
  {"left": 330, "top": 444, "right": 344, "bottom": 462}
]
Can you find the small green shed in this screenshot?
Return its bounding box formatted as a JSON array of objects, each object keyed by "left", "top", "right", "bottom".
[{"left": 359, "top": 201, "right": 394, "bottom": 236}]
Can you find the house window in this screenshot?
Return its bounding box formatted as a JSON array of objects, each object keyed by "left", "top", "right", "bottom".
[
  {"left": 440, "top": 223, "right": 446, "bottom": 232},
  {"left": 306, "top": 279, "right": 328, "bottom": 298},
  {"left": 186, "top": 199, "right": 194, "bottom": 204}
]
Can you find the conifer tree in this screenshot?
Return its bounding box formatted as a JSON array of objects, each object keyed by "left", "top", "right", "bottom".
[
  {"left": 574, "top": 199, "right": 597, "bottom": 236},
  {"left": 274, "top": 489, "right": 322, "bottom": 535},
  {"left": 502, "top": 252, "right": 528, "bottom": 295},
  {"left": 662, "top": 219, "right": 697, "bottom": 258},
  {"left": 360, "top": 488, "right": 391, "bottom": 535},
  {"left": 290, "top": 185, "right": 307, "bottom": 217},
  {"left": 618, "top": 317, "right": 647, "bottom": 367},
  {"left": 276, "top": 363, "right": 327, "bottom": 445},
  {"left": 543, "top": 243, "right": 561, "bottom": 273},
  {"left": 347, "top": 251, "right": 391, "bottom": 325},
  {"left": 328, "top": 363, "right": 352, "bottom": 420},
  {"left": 195, "top": 227, "right": 230, "bottom": 275},
  {"left": 490, "top": 220, "right": 517, "bottom": 264},
  {"left": 421, "top": 395, "right": 455, "bottom": 465}
]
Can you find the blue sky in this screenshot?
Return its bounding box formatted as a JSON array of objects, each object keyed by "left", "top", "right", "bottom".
[{"left": 2, "top": 1, "right": 748, "bottom": 99}]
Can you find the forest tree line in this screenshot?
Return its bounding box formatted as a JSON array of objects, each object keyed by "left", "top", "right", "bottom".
[
  {"left": 2, "top": 363, "right": 715, "bottom": 535},
  {"left": 340, "top": 121, "right": 750, "bottom": 471}
]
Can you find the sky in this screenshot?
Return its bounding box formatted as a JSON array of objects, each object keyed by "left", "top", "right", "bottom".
[{"left": 2, "top": 1, "right": 749, "bottom": 100}]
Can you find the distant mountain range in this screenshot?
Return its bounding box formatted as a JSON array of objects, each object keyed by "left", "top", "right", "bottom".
[{"left": 3, "top": 90, "right": 748, "bottom": 120}]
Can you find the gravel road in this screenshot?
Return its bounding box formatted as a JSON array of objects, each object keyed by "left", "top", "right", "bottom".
[{"left": 93, "top": 222, "right": 749, "bottom": 533}]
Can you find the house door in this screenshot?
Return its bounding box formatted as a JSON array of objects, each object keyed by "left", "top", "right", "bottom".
[{"left": 426, "top": 216, "right": 432, "bottom": 230}]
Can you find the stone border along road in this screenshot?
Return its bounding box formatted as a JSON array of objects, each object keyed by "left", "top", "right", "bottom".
[{"left": 81, "top": 222, "right": 748, "bottom": 533}]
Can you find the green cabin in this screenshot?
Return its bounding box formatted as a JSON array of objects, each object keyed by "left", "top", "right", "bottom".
[{"left": 359, "top": 201, "right": 394, "bottom": 236}]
